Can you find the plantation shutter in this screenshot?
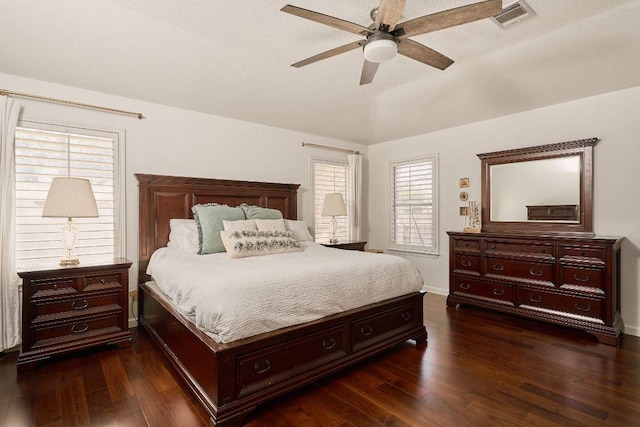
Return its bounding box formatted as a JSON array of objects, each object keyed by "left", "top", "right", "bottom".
[
  {"left": 312, "top": 159, "right": 350, "bottom": 242},
  {"left": 14, "top": 124, "right": 121, "bottom": 268},
  {"left": 391, "top": 156, "right": 438, "bottom": 253}
]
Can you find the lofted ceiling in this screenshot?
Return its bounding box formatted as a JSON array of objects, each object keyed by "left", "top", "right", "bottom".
[{"left": 1, "top": 0, "right": 639, "bottom": 144}]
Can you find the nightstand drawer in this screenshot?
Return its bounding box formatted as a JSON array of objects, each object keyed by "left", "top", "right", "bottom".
[
  {"left": 30, "top": 312, "right": 124, "bottom": 349},
  {"left": 82, "top": 272, "right": 125, "bottom": 291},
  {"left": 31, "top": 276, "right": 77, "bottom": 298},
  {"left": 31, "top": 292, "right": 122, "bottom": 320}
]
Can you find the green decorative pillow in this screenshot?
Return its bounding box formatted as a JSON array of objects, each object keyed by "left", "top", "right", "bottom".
[
  {"left": 220, "top": 230, "right": 301, "bottom": 259},
  {"left": 192, "top": 204, "right": 245, "bottom": 254},
  {"left": 240, "top": 203, "right": 283, "bottom": 220}
]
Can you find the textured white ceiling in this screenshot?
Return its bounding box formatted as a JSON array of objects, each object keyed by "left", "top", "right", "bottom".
[{"left": 1, "top": 0, "right": 639, "bottom": 144}]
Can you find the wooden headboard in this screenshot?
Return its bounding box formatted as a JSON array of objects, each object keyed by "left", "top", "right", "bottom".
[{"left": 136, "top": 173, "right": 300, "bottom": 284}]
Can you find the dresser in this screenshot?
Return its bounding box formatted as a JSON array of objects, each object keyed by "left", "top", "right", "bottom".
[
  {"left": 18, "top": 258, "right": 132, "bottom": 371},
  {"left": 447, "top": 232, "right": 623, "bottom": 345}
]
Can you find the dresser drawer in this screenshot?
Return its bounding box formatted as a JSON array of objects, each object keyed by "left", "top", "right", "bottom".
[
  {"left": 518, "top": 287, "right": 604, "bottom": 320},
  {"left": 453, "top": 276, "right": 514, "bottom": 304},
  {"left": 485, "top": 257, "right": 554, "bottom": 283},
  {"left": 559, "top": 245, "right": 607, "bottom": 263},
  {"left": 452, "top": 238, "right": 481, "bottom": 253},
  {"left": 351, "top": 303, "right": 421, "bottom": 352},
  {"left": 559, "top": 265, "right": 605, "bottom": 291},
  {"left": 237, "top": 325, "right": 347, "bottom": 397},
  {"left": 485, "top": 240, "right": 554, "bottom": 257},
  {"left": 30, "top": 312, "right": 124, "bottom": 349},
  {"left": 452, "top": 254, "right": 481, "bottom": 275},
  {"left": 30, "top": 276, "right": 77, "bottom": 298},
  {"left": 31, "top": 292, "right": 122, "bottom": 321}
]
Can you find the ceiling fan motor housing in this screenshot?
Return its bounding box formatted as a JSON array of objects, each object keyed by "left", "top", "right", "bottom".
[{"left": 363, "top": 32, "right": 398, "bottom": 63}]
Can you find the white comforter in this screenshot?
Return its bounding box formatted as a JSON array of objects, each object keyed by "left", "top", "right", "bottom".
[{"left": 147, "top": 242, "right": 424, "bottom": 343}]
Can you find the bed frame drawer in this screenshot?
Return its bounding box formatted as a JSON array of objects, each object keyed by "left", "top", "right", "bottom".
[
  {"left": 236, "top": 325, "right": 348, "bottom": 397},
  {"left": 351, "top": 302, "right": 421, "bottom": 352}
]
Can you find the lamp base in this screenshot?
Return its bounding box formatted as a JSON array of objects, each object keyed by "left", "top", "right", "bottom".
[
  {"left": 329, "top": 238, "right": 339, "bottom": 244},
  {"left": 59, "top": 258, "right": 80, "bottom": 266}
]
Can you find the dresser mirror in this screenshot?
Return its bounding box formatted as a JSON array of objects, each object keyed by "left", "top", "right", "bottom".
[{"left": 479, "top": 138, "right": 598, "bottom": 235}]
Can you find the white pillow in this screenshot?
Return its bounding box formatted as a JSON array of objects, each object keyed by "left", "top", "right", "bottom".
[
  {"left": 220, "top": 230, "right": 302, "bottom": 259},
  {"left": 167, "top": 219, "right": 199, "bottom": 254},
  {"left": 253, "top": 219, "right": 287, "bottom": 232},
  {"left": 284, "top": 219, "right": 314, "bottom": 242},
  {"left": 223, "top": 219, "right": 257, "bottom": 232}
]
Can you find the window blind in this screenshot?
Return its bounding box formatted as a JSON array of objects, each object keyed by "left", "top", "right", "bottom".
[
  {"left": 312, "top": 158, "right": 350, "bottom": 242},
  {"left": 14, "top": 124, "right": 119, "bottom": 267},
  {"left": 391, "top": 156, "right": 438, "bottom": 253}
]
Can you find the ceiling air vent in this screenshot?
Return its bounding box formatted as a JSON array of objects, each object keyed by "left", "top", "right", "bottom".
[{"left": 492, "top": 0, "right": 536, "bottom": 28}]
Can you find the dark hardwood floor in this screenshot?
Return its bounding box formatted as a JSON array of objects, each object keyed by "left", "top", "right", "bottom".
[{"left": 1, "top": 293, "right": 639, "bottom": 426}]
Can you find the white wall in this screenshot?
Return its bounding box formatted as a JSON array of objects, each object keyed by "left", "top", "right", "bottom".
[
  {"left": 1, "top": 72, "right": 367, "bottom": 324},
  {"left": 368, "top": 85, "right": 640, "bottom": 337}
]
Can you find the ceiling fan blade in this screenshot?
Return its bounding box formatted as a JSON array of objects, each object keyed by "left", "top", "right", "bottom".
[
  {"left": 396, "top": 0, "right": 502, "bottom": 38},
  {"left": 291, "top": 40, "right": 364, "bottom": 68},
  {"left": 374, "top": 0, "right": 407, "bottom": 31},
  {"left": 281, "top": 5, "right": 373, "bottom": 37},
  {"left": 398, "top": 39, "right": 454, "bottom": 70},
  {"left": 359, "top": 60, "right": 380, "bottom": 85}
]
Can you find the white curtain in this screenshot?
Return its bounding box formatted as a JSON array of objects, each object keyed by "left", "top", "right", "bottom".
[
  {"left": 348, "top": 153, "right": 363, "bottom": 241},
  {"left": 0, "top": 96, "right": 21, "bottom": 352}
]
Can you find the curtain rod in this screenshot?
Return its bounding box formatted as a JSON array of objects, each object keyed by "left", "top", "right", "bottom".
[
  {"left": 0, "top": 89, "right": 144, "bottom": 120},
  {"left": 301, "top": 142, "right": 360, "bottom": 155}
]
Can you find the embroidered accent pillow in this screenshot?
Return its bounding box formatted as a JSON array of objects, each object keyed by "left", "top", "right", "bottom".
[{"left": 220, "top": 230, "right": 302, "bottom": 259}]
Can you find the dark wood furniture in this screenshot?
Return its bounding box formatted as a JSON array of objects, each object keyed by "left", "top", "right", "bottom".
[
  {"left": 447, "top": 232, "right": 623, "bottom": 345},
  {"left": 320, "top": 240, "right": 367, "bottom": 251},
  {"left": 449, "top": 139, "right": 625, "bottom": 346},
  {"left": 526, "top": 204, "right": 578, "bottom": 221},
  {"left": 480, "top": 138, "right": 597, "bottom": 235},
  {"left": 136, "top": 174, "right": 427, "bottom": 427},
  {"left": 17, "top": 258, "right": 132, "bottom": 372}
]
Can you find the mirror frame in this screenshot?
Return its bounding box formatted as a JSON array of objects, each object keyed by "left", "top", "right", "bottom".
[{"left": 479, "top": 138, "right": 598, "bottom": 236}]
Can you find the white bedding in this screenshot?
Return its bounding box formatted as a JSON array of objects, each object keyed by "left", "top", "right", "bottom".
[{"left": 146, "top": 242, "right": 424, "bottom": 343}]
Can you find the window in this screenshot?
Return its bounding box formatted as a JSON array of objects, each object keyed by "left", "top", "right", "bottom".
[
  {"left": 14, "top": 121, "right": 125, "bottom": 268},
  {"left": 311, "top": 157, "right": 349, "bottom": 242},
  {"left": 390, "top": 155, "right": 438, "bottom": 254}
]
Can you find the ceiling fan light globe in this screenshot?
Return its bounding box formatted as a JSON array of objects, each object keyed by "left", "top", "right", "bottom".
[{"left": 363, "top": 39, "right": 398, "bottom": 63}]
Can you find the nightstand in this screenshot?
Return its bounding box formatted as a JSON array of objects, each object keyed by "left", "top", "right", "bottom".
[
  {"left": 17, "top": 258, "right": 132, "bottom": 372},
  {"left": 320, "top": 240, "right": 367, "bottom": 251}
]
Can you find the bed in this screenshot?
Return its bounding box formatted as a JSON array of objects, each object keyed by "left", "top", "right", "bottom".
[{"left": 136, "top": 173, "right": 427, "bottom": 427}]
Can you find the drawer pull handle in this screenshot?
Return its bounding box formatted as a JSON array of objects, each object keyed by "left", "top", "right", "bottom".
[
  {"left": 253, "top": 359, "right": 271, "bottom": 375},
  {"left": 461, "top": 261, "right": 472, "bottom": 267},
  {"left": 490, "top": 245, "right": 496, "bottom": 249},
  {"left": 459, "top": 283, "right": 471, "bottom": 290},
  {"left": 322, "top": 338, "right": 336, "bottom": 350},
  {"left": 573, "top": 273, "right": 590, "bottom": 282},
  {"left": 360, "top": 325, "right": 373, "bottom": 336},
  {"left": 53, "top": 283, "right": 58, "bottom": 290},
  {"left": 71, "top": 299, "right": 88, "bottom": 310},
  {"left": 575, "top": 303, "right": 591, "bottom": 312},
  {"left": 100, "top": 278, "right": 106, "bottom": 284},
  {"left": 493, "top": 289, "right": 505, "bottom": 296},
  {"left": 492, "top": 264, "right": 505, "bottom": 271},
  {"left": 529, "top": 268, "right": 544, "bottom": 277},
  {"left": 71, "top": 322, "right": 89, "bottom": 334},
  {"left": 401, "top": 311, "right": 411, "bottom": 321},
  {"left": 529, "top": 295, "right": 543, "bottom": 303}
]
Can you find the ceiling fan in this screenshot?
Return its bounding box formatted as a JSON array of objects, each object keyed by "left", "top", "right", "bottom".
[{"left": 281, "top": 0, "right": 503, "bottom": 85}]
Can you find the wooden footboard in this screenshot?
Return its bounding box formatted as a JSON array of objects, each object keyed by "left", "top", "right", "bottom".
[{"left": 139, "top": 282, "right": 427, "bottom": 427}]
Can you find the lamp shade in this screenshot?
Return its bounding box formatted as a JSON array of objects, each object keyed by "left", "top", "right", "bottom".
[
  {"left": 42, "top": 177, "right": 99, "bottom": 218},
  {"left": 321, "top": 193, "right": 347, "bottom": 217}
]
